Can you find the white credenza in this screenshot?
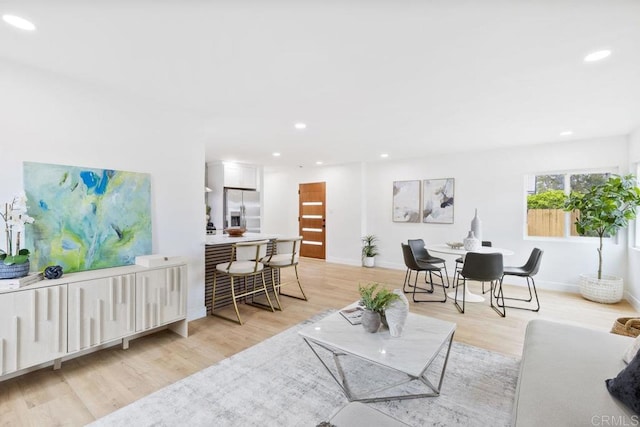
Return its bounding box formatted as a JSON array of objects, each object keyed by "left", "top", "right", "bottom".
[
  {"left": 0, "top": 285, "right": 67, "bottom": 376},
  {"left": 136, "top": 265, "right": 186, "bottom": 332},
  {"left": 0, "top": 263, "right": 187, "bottom": 380}
]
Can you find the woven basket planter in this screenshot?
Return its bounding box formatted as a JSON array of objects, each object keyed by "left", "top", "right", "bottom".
[
  {"left": 0, "top": 260, "right": 30, "bottom": 279},
  {"left": 611, "top": 317, "right": 640, "bottom": 337},
  {"left": 579, "top": 273, "right": 623, "bottom": 304}
]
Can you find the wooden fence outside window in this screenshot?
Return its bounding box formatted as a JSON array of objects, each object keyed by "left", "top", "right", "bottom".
[{"left": 527, "top": 209, "right": 579, "bottom": 237}]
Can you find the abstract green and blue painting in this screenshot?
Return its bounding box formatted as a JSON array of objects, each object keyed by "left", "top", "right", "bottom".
[{"left": 24, "top": 162, "right": 152, "bottom": 273}]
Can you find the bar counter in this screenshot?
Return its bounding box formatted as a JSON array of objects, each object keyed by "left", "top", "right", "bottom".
[{"left": 204, "top": 233, "right": 280, "bottom": 313}]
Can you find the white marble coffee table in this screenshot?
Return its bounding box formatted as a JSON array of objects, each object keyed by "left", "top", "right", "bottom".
[{"left": 298, "top": 308, "right": 456, "bottom": 402}]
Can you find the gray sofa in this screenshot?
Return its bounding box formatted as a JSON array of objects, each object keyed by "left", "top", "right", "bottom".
[{"left": 513, "top": 319, "right": 636, "bottom": 426}]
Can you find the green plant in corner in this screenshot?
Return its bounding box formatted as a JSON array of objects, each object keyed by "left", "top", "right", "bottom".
[
  {"left": 361, "top": 234, "right": 379, "bottom": 258},
  {"left": 358, "top": 283, "right": 399, "bottom": 314},
  {"left": 0, "top": 193, "right": 34, "bottom": 265},
  {"left": 564, "top": 174, "right": 640, "bottom": 279}
]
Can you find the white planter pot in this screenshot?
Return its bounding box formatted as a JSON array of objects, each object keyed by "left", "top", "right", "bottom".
[
  {"left": 363, "top": 257, "right": 375, "bottom": 268},
  {"left": 579, "top": 273, "right": 623, "bottom": 304}
]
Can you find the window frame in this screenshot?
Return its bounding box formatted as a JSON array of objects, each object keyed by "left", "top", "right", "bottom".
[{"left": 524, "top": 168, "right": 618, "bottom": 242}]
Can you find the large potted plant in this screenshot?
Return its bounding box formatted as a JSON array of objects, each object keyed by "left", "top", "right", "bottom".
[
  {"left": 361, "top": 234, "right": 379, "bottom": 268},
  {"left": 0, "top": 193, "right": 35, "bottom": 279},
  {"left": 358, "top": 283, "right": 399, "bottom": 332},
  {"left": 564, "top": 174, "right": 640, "bottom": 303}
]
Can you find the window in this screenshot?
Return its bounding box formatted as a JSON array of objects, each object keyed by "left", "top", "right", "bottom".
[{"left": 526, "top": 171, "right": 611, "bottom": 238}]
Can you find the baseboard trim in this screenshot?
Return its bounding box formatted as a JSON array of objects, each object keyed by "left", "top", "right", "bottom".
[
  {"left": 334, "top": 260, "right": 582, "bottom": 294},
  {"left": 624, "top": 291, "right": 640, "bottom": 311}
]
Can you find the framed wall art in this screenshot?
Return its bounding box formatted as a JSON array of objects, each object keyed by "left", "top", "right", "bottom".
[
  {"left": 24, "top": 161, "right": 152, "bottom": 273},
  {"left": 392, "top": 180, "right": 421, "bottom": 223},
  {"left": 423, "top": 178, "right": 454, "bottom": 224}
]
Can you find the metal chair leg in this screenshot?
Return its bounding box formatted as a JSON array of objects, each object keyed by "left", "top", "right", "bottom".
[
  {"left": 490, "top": 277, "right": 506, "bottom": 317},
  {"left": 260, "top": 271, "right": 275, "bottom": 312},
  {"left": 211, "top": 272, "right": 244, "bottom": 324},
  {"left": 277, "top": 265, "right": 308, "bottom": 301},
  {"left": 442, "top": 263, "right": 451, "bottom": 288},
  {"left": 230, "top": 276, "right": 244, "bottom": 323},
  {"left": 453, "top": 275, "right": 466, "bottom": 313},
  {"left": 292, "top": 265, "right": 308, "bottom": 300},
  {"left": 270, "top": 268, "right": 283, "bottom": 310},
  {"left": 403, "top": 269, "right": 413, "bottom": 293},
  {"left": 413, "top": 268, "right": 447, "bottom": 303},
  {"left": 497, "top": 276, "right": 540, "bottom": 312}
]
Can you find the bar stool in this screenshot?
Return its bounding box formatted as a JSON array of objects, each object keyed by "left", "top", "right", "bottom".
[
  {"left": 212, "top": 239, "right": 275, "bottom": 324},
  {"left": 260, "top": 236, "right": 307, "bottom": 310}
]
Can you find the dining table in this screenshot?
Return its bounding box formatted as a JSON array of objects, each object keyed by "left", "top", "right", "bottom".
[{"left": 425, "top": 243, "right": 515, "bottom": 303}]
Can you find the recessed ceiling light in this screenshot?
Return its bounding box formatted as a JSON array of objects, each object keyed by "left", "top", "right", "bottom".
[
  {"left": 380, "top": 153, "right": 389, "bottom": 158},
  {"left": 294, "top": 123, "right": 307, "bottom": 130},
  {"left": 559, "top": 130, "right": 573, "bottom": 136},
  {"left": 584, "top": 50, "right": 611, "bottom": 62},
  {"left": 2, "top": 14, "right": 36, "bottom": 31},
  {"left": 315, "top": 161, "right": 323, "bottom": 165},
  {"left": 272, "top": 152, "right": 281, "bottom": 157}
]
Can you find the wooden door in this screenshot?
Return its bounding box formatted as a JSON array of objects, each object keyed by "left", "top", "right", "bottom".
[{"left": 299, "top": 182, "right": 326, "bottom": 259}]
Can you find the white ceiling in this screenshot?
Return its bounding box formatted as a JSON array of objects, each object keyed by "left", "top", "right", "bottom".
[{"left": 1, "top": 0, "right": 639, "bottom": 168}]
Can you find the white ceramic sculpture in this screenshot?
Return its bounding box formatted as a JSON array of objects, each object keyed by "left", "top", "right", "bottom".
[
  {"left": 386, "top": 289, "right": 409, "bottom": 337},
  {"left": 463, "top": 230, "right": 480, "bottom": 251},
  {"left": 471, "top": 208, "right": 482, "bottom": 242}
]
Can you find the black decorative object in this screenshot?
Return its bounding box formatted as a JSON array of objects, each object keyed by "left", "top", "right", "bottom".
[
  {"left": 44, "top": 265, "right": 63, "bottom": 280},
  {"left": 606, "top": 350, "right": 640, "bottom": 414}
]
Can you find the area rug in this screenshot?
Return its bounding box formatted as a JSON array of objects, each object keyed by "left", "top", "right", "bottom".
[{"left": 91, "top": 311, "right": 519, "bottom": 427}]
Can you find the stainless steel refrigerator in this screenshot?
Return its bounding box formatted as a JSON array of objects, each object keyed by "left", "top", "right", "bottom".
[{"left": 223, "top": 188, "right": 261, "bottom": 233}]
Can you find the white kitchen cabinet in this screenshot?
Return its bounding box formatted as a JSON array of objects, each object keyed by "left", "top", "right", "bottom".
[
  {"left": 67, "top": 273, "right": 135, "bottom": 352},
  {"left": 135, "top": 265, "right": 187, "bottom": 332},
  {"left": 0, "top": 285, "right": 67, "bottom": 376},
  {"left": 222, "top": 163, "right": 258, "bottom": 189}
]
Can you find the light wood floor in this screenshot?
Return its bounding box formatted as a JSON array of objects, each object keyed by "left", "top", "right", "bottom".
[{"left": 0, "top": 258, "right": 637, "bottom": 426}]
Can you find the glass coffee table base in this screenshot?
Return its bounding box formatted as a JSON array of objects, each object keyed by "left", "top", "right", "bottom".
[{"left": 302, "top": 333, "right": 455, "bottom": 403}]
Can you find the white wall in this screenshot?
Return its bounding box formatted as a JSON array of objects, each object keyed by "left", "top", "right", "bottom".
[
  {"left": 627, "top": 127, "right": 640, "bottom": 310},
  {"left": 264, "top": 136, "right": 630, "bottom": 294},
  {"left": 263, "top": 163, "right": 363, "bottom": 265},
  {"left": 0, "top": 60, "right": 207, "bottom": 320}
]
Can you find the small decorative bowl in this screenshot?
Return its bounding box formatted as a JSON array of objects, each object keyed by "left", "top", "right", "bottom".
[
  {"left": 225, "top": 228, "right": 246, "bottom": 237},
  {"left": 446, "top": 242, "right": 464, "bottom": 249}
]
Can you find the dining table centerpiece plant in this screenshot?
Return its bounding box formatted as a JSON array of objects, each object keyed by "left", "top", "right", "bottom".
[
  {"left": 358, "top": 283, "right": 400, "bottom": 332},
  {"left": 564, "top": 174, "right": 640, "bottom": 303},
  {"left": 0, "top": 192, "right": 35, "bottom": 279}
]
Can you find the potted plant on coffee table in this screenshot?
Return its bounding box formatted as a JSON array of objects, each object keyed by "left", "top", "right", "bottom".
[
  {"left": 564, "top": 174, "right": 640, "bottom": 303},
  {"left": 361, "top": 234, "right": 379, "bottom": 268},
  {"left": 358, "top": 283, "right": 399, "bottom": 332}
]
